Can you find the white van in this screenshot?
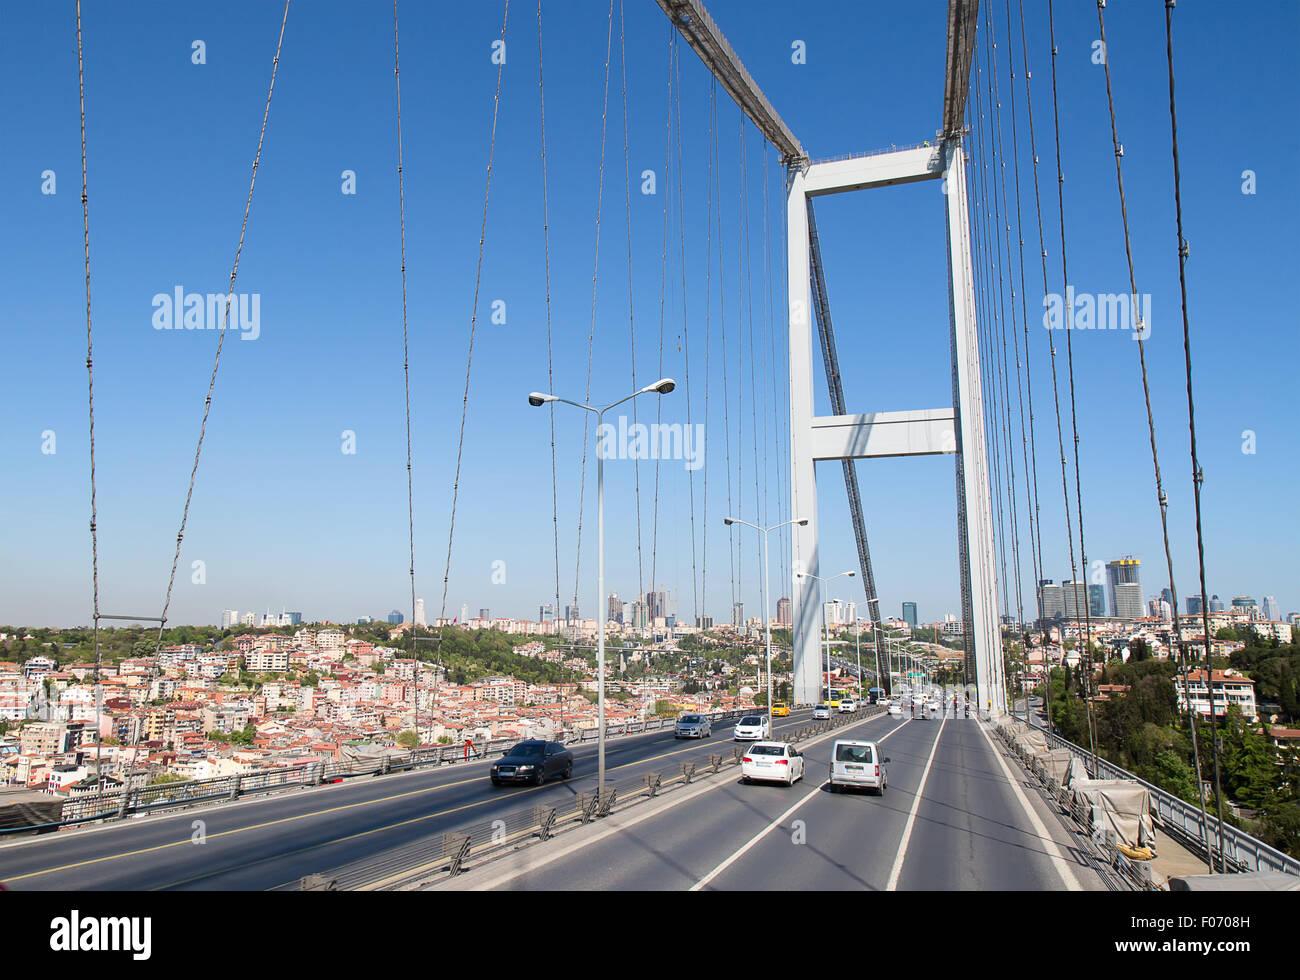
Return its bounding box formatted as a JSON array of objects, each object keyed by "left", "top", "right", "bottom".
[{"left": 828, "top": 739, "right": 888, "bottom": 795}]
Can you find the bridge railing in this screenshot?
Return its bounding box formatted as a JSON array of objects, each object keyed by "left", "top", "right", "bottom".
[
  {"left": 296, "top": 705, "right": 887, "bottom": 890},
  {"left": 8, "top": 708, "right": 753, "bottom": 834},
  {"left": 999, "top": 720, "right": 1300, "bottom": 878}
]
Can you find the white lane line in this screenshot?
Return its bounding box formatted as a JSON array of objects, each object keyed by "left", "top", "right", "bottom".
[
  {"left": 885, "top": 715, "right": 946, "bottom": 891},
  {"left": 976, "top": 718, "right": 1083, "bottom": 892},
  {"left": 691, "top": 718, "right": 912, "bottom": 892}
]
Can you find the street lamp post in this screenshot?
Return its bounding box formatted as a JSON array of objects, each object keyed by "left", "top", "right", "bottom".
[
  {"left": 797, "top": 570, "right": 855, "bottom": 710},
  {"left": 724, "top": 517, "right": 807, "bottom": 736},
  {"left": 528, "top": 378, "right": 675, "bottom": 797}
]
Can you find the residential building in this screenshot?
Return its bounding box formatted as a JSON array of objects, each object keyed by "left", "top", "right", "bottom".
[
  {"left": 1175, "top": 669, "right": 1257, "bottom": 723},
  {"left": 1106, "top": 557, "right": 1141, "bottom": 617}
]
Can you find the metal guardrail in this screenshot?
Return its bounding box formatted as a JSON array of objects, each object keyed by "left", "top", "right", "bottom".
[
  {"left": 297, "top": 705, "right": 887, "bottom": 890},
  {"left": 5, "top": 709, "right": 754, "bottom": 835},
  {"left": 1003, "top": 720, "right": 1300, "bottom": 878}
]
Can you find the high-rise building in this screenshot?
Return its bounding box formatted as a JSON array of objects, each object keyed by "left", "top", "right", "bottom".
[
  {"left": 1088, "top": 585, "right": 1106, "bottom": 618},
  {"left": 776, "top": 596, "right": 792, "bottom": 626},
  {"left": 414, "top": 598, "right": 426, "bottom": 626},
  {"left": 1261, "top": 595, "right": 1280, "bottom": 621},
  {"left": 565, "top": 604, "right": 580, "bottom": 624},
  {"left": 1062, "top": 581, "right": 1089, "bottom": 620},
  {"left": 539, "top": 603, "right": 554, "bottom": 624},
  {"left": 732, "top": 602, "right": 744, "bottom": 627},
  {"left": 607, "top": 593, "right": 621, "bottom": 624},
  {"left": 1231, "top": 596, "right": 1258, "bottom": 620},
  {"left": 387, "top": 610, "right": 405, "bottom": 625},
  {"left": 1187, "top": 595, "right": 1204, "bottom": 616},
  {"left": 1106, "top": 558, "right": 1141, "bottom": 617},
  {"left": 630, "top": 601, "right": 647, "bottom": 628},
  {"left": 479, "top": 608, "right": 490, "bottom": 621},
  {"left": 460, "top": 603, "right": 469, "bottom": 624},
  {"left": 1209, "top": 595, "right": 1225, "bottom": 613},
  {"left": 241, "top": 611, "right": 257, "bottom": 626},
  {"left": 697, "top": 615, "right": 714, "bottom": 629},
  {"left": 1039, "top": 582, "right": 1065, "bottom": 621},
  {"left": 221, "top": 609, "right": 238, "bottom": 629},
  {"left": 1114, "top": 583, "right": 1143, "bottom": 621},
  {"left": 902, "top": 602, "right": 918, "bottom": 628},
  {"left": 1161, "top": 587, "right": 1174, "bottom": 607}
]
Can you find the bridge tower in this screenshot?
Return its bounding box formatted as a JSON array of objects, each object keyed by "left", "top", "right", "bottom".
[{"left": 785, "top": 141, "right": 1004, "bottom": 716}]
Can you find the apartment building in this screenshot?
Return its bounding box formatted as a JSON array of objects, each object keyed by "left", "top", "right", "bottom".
[{"left": 1175, "top": 669, "right": 1257, "bottom": 723}]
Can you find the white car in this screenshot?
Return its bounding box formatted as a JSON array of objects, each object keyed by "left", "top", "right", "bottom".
[
  {"left": 888, "top": 703, "right": 904, "bottom": 717},
  {"left": 811, "top": 705, "right": 831, "bottom": 721},
  {"left": 828, "top": 738, "right": 888, "bottom": 795},
  {"left": 732, "top": 715, "right": 771, "bottom": 741},
  {"left": 741, "top": 741, "right": 805, "bottom": 786},
  {"left": 838, "top": 698, "right": 856, "bottom": 713}
]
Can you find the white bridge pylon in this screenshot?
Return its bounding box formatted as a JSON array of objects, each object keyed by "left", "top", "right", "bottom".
[{"left": 786, "top": 142, "right": 1006, "bottom": 715}]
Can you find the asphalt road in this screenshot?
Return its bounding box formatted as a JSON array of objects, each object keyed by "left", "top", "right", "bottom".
[
  {"left": 0, "top": 709, "right": 818, "bottom": 890},
  {"left": 481, "top": 708, "right": 1105, "bottom": 891}
]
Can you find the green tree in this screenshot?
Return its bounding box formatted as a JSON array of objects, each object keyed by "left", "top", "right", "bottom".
[{"left": 396, "top": 730, "right": 420, "bottom": 749}]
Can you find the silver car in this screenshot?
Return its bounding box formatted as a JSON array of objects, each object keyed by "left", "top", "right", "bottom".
[{"left": 674, "top": 713, "right": 712, "bottom": 739}]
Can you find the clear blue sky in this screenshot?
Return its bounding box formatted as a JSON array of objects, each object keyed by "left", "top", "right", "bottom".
[{"left": 1, "top": 0, "right": 1296, "bottom": 629}]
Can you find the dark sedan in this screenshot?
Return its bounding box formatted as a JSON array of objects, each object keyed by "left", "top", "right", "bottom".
[{"left": 490, "top": 740, "right": 574, "bottom": 786}]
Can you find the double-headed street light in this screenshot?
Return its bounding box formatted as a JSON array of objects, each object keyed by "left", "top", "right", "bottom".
[
  {"left": 796, "top": 570, "right": 855, "bottom": 708},
  {"left": 723, "top": 517, "right": 808, "bottom": 736},
  {"left": 527, "top": 378, "right": 675, "bottom": 797}
]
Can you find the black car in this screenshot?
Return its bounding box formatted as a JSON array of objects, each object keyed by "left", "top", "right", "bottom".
[{"left": 490, "top": 740, "right": 574, "bottom": 786}]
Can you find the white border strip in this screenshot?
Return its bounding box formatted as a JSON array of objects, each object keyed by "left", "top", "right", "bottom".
[{"left": 885, "top": 716, "right": 946, "bottom": 890}]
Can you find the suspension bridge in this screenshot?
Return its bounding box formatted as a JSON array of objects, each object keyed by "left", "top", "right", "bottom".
[{"left": 0, "top": 0, "right": 1286, "bottom": 892}]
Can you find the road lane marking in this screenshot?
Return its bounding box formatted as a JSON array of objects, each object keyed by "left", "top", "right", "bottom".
[
  {"left": 7, "top": 710, "right": 823, "bottom": 885},
  {"left": 975, "top": 719, "right": 1082, "bottom": 892},
  {"left": 691, "top": 718, "right": 913, "bottom": 892},
  {"left": 445, "top": 712, "right": 899, "bottom": 891},
  {"left": 885, "top": 715, "right": 946, "bottom": 891}
]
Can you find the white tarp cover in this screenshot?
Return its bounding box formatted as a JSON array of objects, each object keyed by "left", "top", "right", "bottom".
[
  {"left": 1033, "top": 748, "right": 1075, "bottom": 787},
  {"left": 1169, "top": 871, "right": 1300, "bottom": 891},
  {"left": 0, "top": 788, "right": 64, "bottom": 832},
  {"left": 338, "top": 744, "right": 412, "bottom": 769},
  {"left": 1014, "top": 730, "right": 1049, "bottom": 758},
  {"left": 1065, "top": 757, "right": 1090, "bottom": 789},
  {"left": 1071, "top": 779, "right": 1155, "bottom": 850}
]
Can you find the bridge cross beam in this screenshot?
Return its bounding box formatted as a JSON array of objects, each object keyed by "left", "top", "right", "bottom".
[{"left": 786, "top": 141, "right": 1005, "bottom": 715}]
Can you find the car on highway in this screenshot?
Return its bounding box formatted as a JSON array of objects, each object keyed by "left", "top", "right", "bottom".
[
  {"left": 811, "top": 705, "right": 831, "bottom": 720},
  {"left": 741, "top": 741, "right": 805, "bottom": 786},
  {"left": 490, "top": 740, "right": 573, "bottom": 786},
  {"left": 733, "top": 715, "right": 771, "bottom": 741},
  {"left": 837, "top": 697, "right": 856, "bottom": 713},
  {"left": 828, "top": 739, "right": 888, "bottom": 795},
  {"left": 888, "top": 703, "right": 903, "bottom": 717},
  {"left": 674, "top": 713, "right": 712, "bottom": 739},
  {"left": 771, "top": 701, "right": 790, "bottom": 717}
]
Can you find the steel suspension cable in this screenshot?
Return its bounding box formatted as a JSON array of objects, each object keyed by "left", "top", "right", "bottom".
[
  {"left": 1005, "top": 0, "right": 1047, "bottom": 726},
  {"left": 75, "top": 0, "right": 105, "bottom": 798},
  {"left": 115, "top": 0, "right": 291, "bottom": 810},
  {"left": 618, "top": 0, "right": 645, "bottom": 607},
  {"left": 1016, "top": 0, "right": 1078, "bottom": 746},
  {"left": 538, "top": 0, "right": 561, "bottom": 638},
  {"left": 392, "top": 0, "right": 419, "bottom": 738},
  {"left": 568, "top": 0, "right": 614, "bottom": 627},
  {"left": 987, "top": 0, "right": 1029, "bottom": 699},
  {"left": 1046, "top": 0, "right": 1100, "bottom": 771},
  {"left": 438, "top": 0, "right": 510, "bottom": 635},
  {"left": 1163, "top": 0, "right": 1228, "bottom": 871},
  {"left": 1094, "top": 0, "right": 1216, "bottom": 870}
]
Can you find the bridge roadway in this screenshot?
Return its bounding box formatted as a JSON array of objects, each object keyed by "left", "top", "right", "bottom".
[
  {"left": 447, "top": 709, "right": 1108, "bottom": 890},
  {"left": 0, "top": 709, "right": 817, "bottom": 890}
]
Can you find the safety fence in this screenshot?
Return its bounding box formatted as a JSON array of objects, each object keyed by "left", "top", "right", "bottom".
[
  {"left": 294, "top": 706, "right": 886, "bottom": 890},
  {"left": 994, "top": 718, "right": 1300, "bottom": 885},
  {"left": 5, "top": 709, "right": 759, "bottom": 835}
]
